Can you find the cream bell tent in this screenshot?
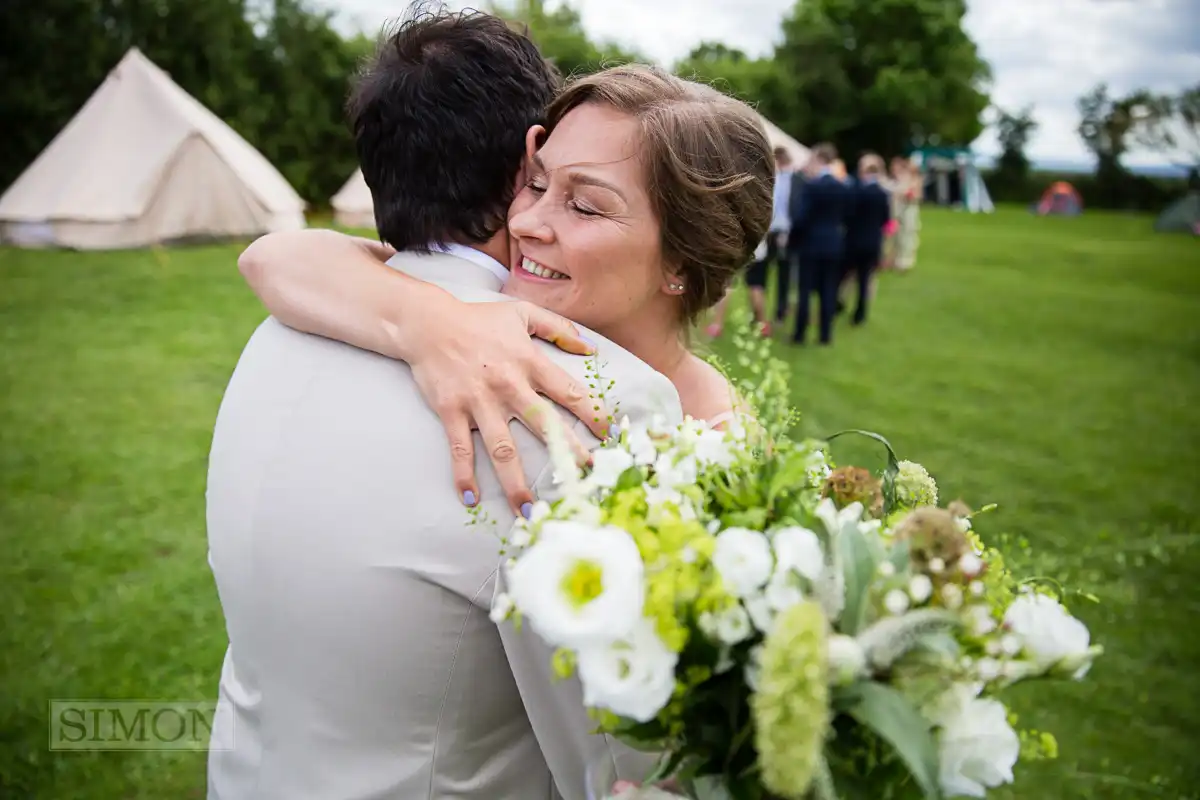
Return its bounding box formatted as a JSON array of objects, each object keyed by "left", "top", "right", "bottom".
[
  {"left": 0, "top": 48, "right": 306, "bottom": 249},
  {"left": 758, "top": 116, "right": 810, "bottom": 167},
  {"left": 331, "top": 169, "right": 375, "bottom": 229}
]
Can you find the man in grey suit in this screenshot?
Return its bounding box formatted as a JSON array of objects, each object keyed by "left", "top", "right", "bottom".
[{"left": 205, "top": 9, "right": 680, "bottom": 800}]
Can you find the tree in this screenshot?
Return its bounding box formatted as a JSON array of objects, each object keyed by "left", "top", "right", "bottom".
[
  {"left": 772, "top": 0, "right": 991, "bottom": 160},
  {"left": 1129, "top": 83, "right": 1200, "bottom": 168},
  {"left": 1076, "top": 83, "right": 1148, "bottom": 180},
  {"left": 486, "top": 0, "right": 642, "bottom": 79},
  {"left": 993, "top": 105, "right": 1038, "bottom": 183}
]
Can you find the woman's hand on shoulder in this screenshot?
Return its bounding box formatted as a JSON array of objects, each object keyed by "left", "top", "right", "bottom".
[{"left": 404, "top": 294, "right": 610, "bottom": 517}]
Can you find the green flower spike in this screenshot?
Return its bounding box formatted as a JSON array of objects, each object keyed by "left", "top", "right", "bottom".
[{"left": 752, "top": 600, "right": 830, "bottom": 799}]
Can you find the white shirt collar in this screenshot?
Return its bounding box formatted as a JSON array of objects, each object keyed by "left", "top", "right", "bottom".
[{"left": 427, "top": 242, "right": 510, "bottom": 285}]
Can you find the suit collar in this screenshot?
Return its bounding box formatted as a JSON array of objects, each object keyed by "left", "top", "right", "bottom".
[{"left": 385, "top": 248, "right": 506, "bottom": 292}]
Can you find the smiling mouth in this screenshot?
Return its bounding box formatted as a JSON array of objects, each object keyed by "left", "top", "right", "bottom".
[{"left": 519, "top": 256, "right": 569, "bottom": 280}]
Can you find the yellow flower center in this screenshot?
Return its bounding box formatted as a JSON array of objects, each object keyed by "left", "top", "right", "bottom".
[{"left": 561, "top": 559, "right": 604, "bottom": 608}]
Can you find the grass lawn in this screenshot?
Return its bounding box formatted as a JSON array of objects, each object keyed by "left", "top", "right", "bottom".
[{"left": 2, "top": 206, "right": 1198, "bottom": 798}]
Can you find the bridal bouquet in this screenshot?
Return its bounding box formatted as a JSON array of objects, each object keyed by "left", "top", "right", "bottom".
[{"left": 492, "top": 343, "right": 1101, "bottom": 800}]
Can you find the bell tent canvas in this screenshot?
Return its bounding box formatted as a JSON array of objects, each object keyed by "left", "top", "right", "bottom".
[
  {"left": 1154, "top": 191, "right": 1200, "bottom": 234},
  {"left": 1035, "top": 182, "right": 1083, "bottom": 216},
  {"left": 0, "top": 48, "right": 306, "bottom": 250},
  {"left": 331, "top": 169, "right": 375, "bottom": 230},
  {"left": 758, "top": 116, "right": 810, "bottom": 168}
]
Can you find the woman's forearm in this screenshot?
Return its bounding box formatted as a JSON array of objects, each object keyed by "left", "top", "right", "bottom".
[{"left": 237, "top": 229, "right": 449, "bottom": 362}]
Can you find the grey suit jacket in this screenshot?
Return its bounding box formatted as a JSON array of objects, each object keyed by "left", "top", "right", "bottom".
[{"left": 205, "top": 250, "right": 682, "bottom": 799}]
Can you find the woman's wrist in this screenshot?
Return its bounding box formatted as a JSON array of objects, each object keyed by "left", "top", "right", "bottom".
[{"left": 380, "top": 275, "right": 463, "bottom": 363}]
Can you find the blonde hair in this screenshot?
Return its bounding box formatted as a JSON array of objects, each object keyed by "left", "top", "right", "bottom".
[{"left": 544, "top": 65, "right": 774, "bottom": 321}]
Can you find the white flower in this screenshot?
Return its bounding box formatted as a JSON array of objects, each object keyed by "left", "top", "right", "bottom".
[
  {"left": 626, "top": 425, "right": 657, "bottom": 465},
  {"left": 653, "top": 451, "right": 697, "bottom": 489},
  {"left": 966, "top": 605, "right": 997, "bottom": 636},
  {"left": 588, "top": 447, "right": 635, "bottom": 489},
  {"left": 969, "top": 580, "right": 986, "bottom": 597},
  {"left": 941, "top": 583, "right": 964, "bottom": 609},
  {"left": 958, "top": 553, "right": 983, "bottom": 578},
  {"left": 744, "top": 644, "right": 764, "bottom": 691},
  {"left": 877, "top": 561, "right": 896, "bottom": 577},
  {"left": 712, "top": 528, "right": 774, "bottom": 598},
  {"left": 577, "top": 618, "right": 678, "bottom": 722},
  {"left": 804, "top": 450, "right": 832, "bottom": 486},
  {"left": 711, "top": 604, "right": 753, "bottom": 645},
  {"left": 643, "top": 484, "right": 685, "bottom": 515},
  {"left": 928, "top": 557, "right": 946, "bottom": 574},
  {"left": 884, "top": 589, "right": 910, "bottom": 615},
  {"left": 1000, "top": 634, "right": 1022, "bottom": 657},
  {"left": 908, "top": 574, "right": 934, "bottom": 604},
  {"left": 508, "top": 522, "right": 644, "bottom": 649},
  {"left": 509, "top": 526, "right": 532, "bottom": 549},
  {"left": 693, "top": 428, "right": 735, "bottom": 468},
  {"left": 827, "top": 634, "right": 867, "bottom": 685},
  {"left": 490, "top": 592, "right": 514, "bottom": 623},
  {"left": 554, "top": 495, "right": 602, "bottom": 526},
  {"left": 744, "top": 593, "right": 775, "bottom": 633},
  {"left": 976, "top": 657, "right": 1001, "bottom": 682},
  {"left": 931, "top": 684, "right": 1019, "bottom": 798},
  {"left": 1003, "top": 593, "right": 1095, "bottom": 679},
  {"left": 771, "top": 526, "right": 826, "bottom": 583},
  {"left": 763, "top": 571, "right": 805, "bottom": 612},
  {"left": 544, "top": 412, "right": 584, "bottom": 492}
]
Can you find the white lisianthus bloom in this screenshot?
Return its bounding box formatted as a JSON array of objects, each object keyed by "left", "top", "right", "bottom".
[
  {"left": 508, "top": 522, "right": 645, "bottom": 649},
  {"left": 626, "top": 425, "right": 658, "bottom": 466},
  {"left": 712, "top": 528, "right": 774, "bottom": 598},
  {"left": 653, "top": 451, "right": 698, "bottom": 489},
  {"left": 692, "top": 428, "right": 734, "bottom": 468},
  {"left": 931, "top": 684, "right": 1019, "bottom": 798},
  {"left": 577, "top": 618, "right": 678, "bottom": 722},
  {"left": 814, "top": 497, "right": 877, "bottom": 542},
  {"left": 587, "top": 447, "right": 635, "bottom": 490},
  {"left": 744, "top": 644, "right": 765, "bottom": 691},
  {"left": 771, "top": 526, "right": 826, "bottom": 583},
  {"left": 763, "top": 571, "right": 804, "bottom": 612},
  {"left": 744, "top": 593, "right": 776, "bottom": 634},
  {"left": 1003, "top": 593, "right": 1096, "bottom": 679},
  {"left": 554, "top": 495, "right": 603, "bottom": 526},
  {"left": 827, "top": 634, "right": 867, "bottom": 685},
  {"left": 711, "top": 603, "right": 753, "bottom": 645},
  {"left": 958, "top": 552, "right": 983, "bottom": 578}
]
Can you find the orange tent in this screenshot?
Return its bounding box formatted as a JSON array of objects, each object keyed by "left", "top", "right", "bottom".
[{"left": 1035, "top": 182, "right": 1083, "bottom": 216}]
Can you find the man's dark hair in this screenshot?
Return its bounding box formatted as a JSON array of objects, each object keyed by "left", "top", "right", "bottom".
[{"left": 347, "top": 4, "right": 560, "bottom": 250}]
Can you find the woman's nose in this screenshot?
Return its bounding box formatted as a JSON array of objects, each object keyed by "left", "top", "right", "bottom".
[{"left": 509, "top": 199, "right": 553, "bottom": 242}]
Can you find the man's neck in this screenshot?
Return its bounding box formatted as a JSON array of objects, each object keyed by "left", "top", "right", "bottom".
[{"left": 443, "top": 235, "right": 510, "bottom": 270}]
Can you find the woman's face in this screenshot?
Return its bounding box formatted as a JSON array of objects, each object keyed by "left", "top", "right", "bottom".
[{"left": 504, "top": 103, "right": 678, "bottom": 334}]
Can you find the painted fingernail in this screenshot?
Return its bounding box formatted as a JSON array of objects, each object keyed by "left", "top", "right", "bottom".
[
  {"left": 520, "top": 502, "right": 533, "bottom": 519},
  {"left": 580, "top": 336, "right": 597, "bottom": 352},
  {"left": 462, "top": 490, "right": 476, "bottom": 506},
  {"left": 608, "top": 423, "right": 620, "bottom": 440}
]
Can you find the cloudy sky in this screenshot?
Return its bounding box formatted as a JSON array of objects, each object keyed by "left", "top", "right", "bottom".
[{"left": 326, "top": 0, "right": 1200, "bottom": 165}]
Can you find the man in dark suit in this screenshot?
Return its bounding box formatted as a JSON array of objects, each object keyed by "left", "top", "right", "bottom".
[
  {"left": 842, "top": 153, "right": 892, "bottom": 325},
  {"left": 788, "top": 142, "right": 849, "bottom": 345}
]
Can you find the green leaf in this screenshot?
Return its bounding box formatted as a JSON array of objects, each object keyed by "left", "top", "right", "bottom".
[
  {"left": 838, "top": 524, "right": 880, "bottom": 634},
  {"left": 767, "top": 452, "right": 814, "bottom": 502},
  {"left": 644, "top": 750, "right": 686, "bottom": 786},
  {"left": 825, "top": 429, "right": 901, "bottom": 515},
  {"left": 847, "top": 683, "right": 942, "bottom": 799},
  {"left": 692, "top": 775, "right": 737, "bottom": 800},
  {"left": 615, "top": 466, "right": 645, "bottom": 492},
  {"left": 723, "top": 509, "right": 770, "bottom": 529}
]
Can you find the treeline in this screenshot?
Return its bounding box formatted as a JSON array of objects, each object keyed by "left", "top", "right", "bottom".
[{"left": 2, "top": 0, "right": 991, "bottom": 208}]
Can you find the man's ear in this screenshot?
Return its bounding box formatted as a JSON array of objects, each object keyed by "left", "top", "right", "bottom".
[{"left": 525, "top": 124, "right": 546, "bottom": 162}]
